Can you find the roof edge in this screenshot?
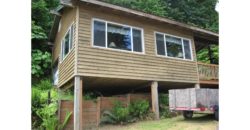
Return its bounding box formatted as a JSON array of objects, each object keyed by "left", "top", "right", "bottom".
[{"left": 80, "top": 0, "right": 218, "bottom": 38}]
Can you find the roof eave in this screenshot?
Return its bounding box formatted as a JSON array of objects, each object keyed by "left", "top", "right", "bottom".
[{"left": 80, "top": 0, "right": 218, "bottom": 40}]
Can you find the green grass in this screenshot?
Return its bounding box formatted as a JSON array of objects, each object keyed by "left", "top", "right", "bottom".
[{"left": 99, "top": 114, "right": 218, "bottom": 130}]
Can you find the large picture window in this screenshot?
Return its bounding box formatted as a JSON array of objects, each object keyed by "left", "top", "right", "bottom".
[
  {"left": 93, "top": 19, "right": 144, "bottom": 53},
  {"left": 155, "top": 32, "right": 193, "bottom": 60},
  {"left": 61, "top": 24, "right": 74, "bottom": 61}
]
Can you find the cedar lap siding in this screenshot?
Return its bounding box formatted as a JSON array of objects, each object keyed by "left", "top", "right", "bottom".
[{"left": 51, "top": 0, "right": 218, "bottom": 88}]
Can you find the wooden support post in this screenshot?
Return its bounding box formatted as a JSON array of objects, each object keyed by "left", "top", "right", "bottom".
[
  {"left": 151, "top": 81, "right": 159, "bottom": 120},
  {"left": 74, "top": 76, "right": 82, "bottom": 130},
  {"left": 96, "top": 97, "right": 101, "bottom": 126},
  {"left": 195, "top": 83, "right": 200, "bottom": 89}
]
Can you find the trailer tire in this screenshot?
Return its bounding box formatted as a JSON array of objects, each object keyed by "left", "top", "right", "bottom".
[
  {"left": 214, "top": 105, "right": 219, "bottom": 121},
  {"left": 214, "top": 110, "right": 219, "bottom": 121},
  {"left": 183, "top": 111, "right": 193, "bottom": 119}
]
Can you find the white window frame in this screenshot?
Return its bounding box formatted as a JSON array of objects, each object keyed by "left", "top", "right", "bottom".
[
  {"left": 92, "top": 18, "right": 145, "bottom": 54},
  {"left": 60, "top": 23, "right": 74, "bottom": 62},
  {"left": 154, "top": 31, "right": 193, "bottom": 61}
]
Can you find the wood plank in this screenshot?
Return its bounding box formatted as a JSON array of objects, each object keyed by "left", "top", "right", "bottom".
[
  {"left": 78, "top": 72, "right": 198, "bottom": 83},
  {"left": 199, "top": 80, "right": 219, "bottom": 85}
]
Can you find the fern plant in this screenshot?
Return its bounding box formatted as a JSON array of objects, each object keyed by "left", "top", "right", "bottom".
[{"left": 36, "top": 102, "right": 72, "bottom": 130}]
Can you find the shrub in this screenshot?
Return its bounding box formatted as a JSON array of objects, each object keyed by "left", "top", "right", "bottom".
[
  {"left": 159, "top": 93, "right": 171, "bottom": 118},
  {"left": 36, "top": 102, "right": 72, "bottom": 130},
  {"left": 129, "top": 100, "right": 149, "bottom": 119},
  {"left": 33, "top": 78, "right": 53, "bottom": 90},
  {"left": 59, "top": 89, "right": 74, "bottom": 100},
  {"left": 112, "top": 101, "right": 130, "bottom": 123},
  {"left": 36, "top": 103, "right": 58, "bottom": 130},
  {"left": 32, "top": 79, "right": 59, "bottom": 128},
  {"left": 101, "top": 101, "right": 131, "bottom": 125},
  {"left": 84, "top": 92, "right": 98, "bottom": 101},
  {"left": 32, "top": 49, "right": 51, "bottom": 78}
]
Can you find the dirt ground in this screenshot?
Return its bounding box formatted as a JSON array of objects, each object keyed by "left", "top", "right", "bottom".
[{"left": 98, "top": 114, "right": 218, "bottom": 130}]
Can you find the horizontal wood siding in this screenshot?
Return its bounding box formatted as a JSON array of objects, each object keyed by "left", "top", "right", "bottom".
[
  {"left": 77, "top": 4, "right": 199, "bottom": 83},
  {"left": 54, "top": 8, "right": 77, "bottom": 87},
  {"left": 53, "top": 7, "right": 76, "bottom": 63},
  {"left": 58, "top": 48, "right": 75, "bottom": 87}
]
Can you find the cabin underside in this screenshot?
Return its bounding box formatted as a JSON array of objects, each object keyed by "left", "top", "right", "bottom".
[{"left": 61, "top": 76, "right": 218, "bottom": 93}]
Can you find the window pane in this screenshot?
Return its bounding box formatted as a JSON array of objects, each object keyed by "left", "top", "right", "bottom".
[
  {"left": 107, "top": 23, "right": 131, "bottom": 51},
  {"left": 64, "top": 32, "right": 70, "bottom": 57},
  {"left": 132, "top": 29, "right": 142, "bottom": 52},
  {"left": 156, "top": 33, "right": 165, "bottom": 55},
  {"left": 183, "top": 39, "right": 192, "bottom": 60},
  {"left": 94, "top": 21, "right": 106, "bottom": 47},
  {"left": 165, "top": 35, "right": 183, "bottom": 58}
]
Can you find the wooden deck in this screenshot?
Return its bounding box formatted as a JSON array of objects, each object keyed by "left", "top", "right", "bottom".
[{"left": 198, "top": 62, "right": 219, "bottom": 85}]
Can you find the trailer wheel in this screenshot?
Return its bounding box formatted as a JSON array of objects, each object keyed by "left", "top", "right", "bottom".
[
  {"left": 214, "top": 110, "right": 219, "bottom": 121},
  {"left": 183, "top": 111, "right": 193, "bottom": 119},
  {"left": 214, "top": 105, "right": 219, "bottom": 121}
]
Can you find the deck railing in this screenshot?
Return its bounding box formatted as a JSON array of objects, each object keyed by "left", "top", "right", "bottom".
[{"left": 197, "top": 62, "right": 219, "bottom": 80}]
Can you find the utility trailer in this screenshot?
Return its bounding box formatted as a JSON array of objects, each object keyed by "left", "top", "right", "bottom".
[{"left": 169, "top": 88, "right": 219, "bottom": 120}]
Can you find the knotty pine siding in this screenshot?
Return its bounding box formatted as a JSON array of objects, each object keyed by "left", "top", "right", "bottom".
[{"left": 77, "top": 5, "right": 199, "bottom": 83}]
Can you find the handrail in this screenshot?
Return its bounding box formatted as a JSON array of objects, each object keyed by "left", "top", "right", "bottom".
[{"left": 197, "top": 62, "right": 219, "bottom": 80}]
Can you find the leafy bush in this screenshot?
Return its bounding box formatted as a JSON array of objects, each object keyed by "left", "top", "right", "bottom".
[
  {"left": 33, "top": 78, "right": 53, "bottom": 90},
  {"left": 32, "top": 79, "right": 59, "bottom": 128},
  {"left": 59, "top": 89, "right": 74, "bottom": 100},
  {"left": 129, "top": 100, "right": 149, "bottom": 119},
  {"left": 36, "top": 103, "right": 72, "bottom": 130},
  {"left": 36, "top": 103, "right": 58, "bottom": 130},
  {"left": 32, "top": 87, "right": 44, "bottom": 128},
  {"left": 32, "top": 49, "right": 51, "bottom": 78},
  {"left": 112, "top": 101, "right": 130, "bottom": 123},
  {"left": 84, "top": 92, "right": 98, "bottom": 100},
  {"left": 101, "top": 101, "right": 131, "bottom": 125},
  {"left": 101, "top": 100, "right": 150, "bottom": 125},
  {"left": 159, "top": 94, "right": 171, "bottom": 118}
]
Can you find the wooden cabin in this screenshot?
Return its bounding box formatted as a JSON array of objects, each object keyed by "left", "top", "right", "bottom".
[{"left": 49, "top": 0, "right": 218, "bottom": 129}]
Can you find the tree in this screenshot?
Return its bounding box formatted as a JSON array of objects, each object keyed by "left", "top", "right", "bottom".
[
  {"left": 162, "top": 0, "right": 218, "bottom": 32},
  {"left": 104, "top": 0, "right": 167, "bottom": 17},
  {"left": 31, "top": 0, "right": 59, "bottom": 79}
]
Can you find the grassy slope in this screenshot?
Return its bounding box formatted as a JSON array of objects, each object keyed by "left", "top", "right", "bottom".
[{"left": 99, "top": 114, "right": 218, "bottom": 130}]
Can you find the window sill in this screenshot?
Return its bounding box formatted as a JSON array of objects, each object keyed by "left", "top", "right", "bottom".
[
  {"left": 92, "top": 45, "right": 146, "bottom": 55},
  {"left": 156, "top": 54, "right": 195, "bottom": 62}
]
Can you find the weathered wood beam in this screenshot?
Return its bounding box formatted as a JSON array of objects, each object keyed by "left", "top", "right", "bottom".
[
  {"left": 50, "top": 10, "right": 62, "bottom": 16},
  {"left": 74, "top": 76, "right": 82, "bottom": 130},
  {"left": 151, "top": 81, "right": 159, "bottom": 120}
]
